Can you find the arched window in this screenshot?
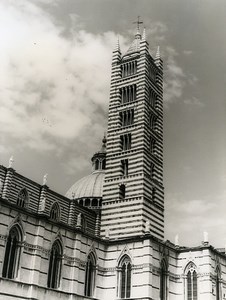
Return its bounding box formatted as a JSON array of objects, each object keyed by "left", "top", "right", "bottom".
[
  {"left": 47, "top": 240, "right": 62, "bottom": 289},
  {"left": 92, "top": 198, "right": 98, "bottom": 207},
  {"left": 2, "top": 225, "right": 22, "bottom": 279},
  {"left": 84, "top": 253, "right": 96, "bottom": 297},
  {"left": 78, "top": 199, "right": 83, "bottom": 206},
  {"left": 186, "top": 263, "right": 197, "bottom": 300},
  {"left": 85, "top": 198, "right": 91, "bottom": 206},
  {"left": 102, "top": 159, "right": 106, "bottom": 170},
  {"left": 17, "top": 188, "right": 29, "bottom": 208},
  {"left": 94, "top": 159, "right": 99, "bottom": 170},
  {"left": 216, "top": 268, "right": 221, "bottom": 300},
  {"left": 118, "top": 255, "right": 132, "bottom": 299},
  {"left": 50, "top": 202, "right": 60, "bottom": 222},
  {"left": 160, "top": 260, "right": 167, "bottom": 300},
  {"left": 119, "top": 184, "right": 126, "bottom": 199}
]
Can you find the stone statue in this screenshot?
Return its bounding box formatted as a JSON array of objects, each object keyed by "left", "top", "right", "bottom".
[
  {"left": 43, "top": 173, "right": 48, "bottom": 185},
  {"left": 203, "top": 231, "right": 208, "bottom": 243},
  {"left": 8, "top": 156, "right": 14, "bottom": 168}
]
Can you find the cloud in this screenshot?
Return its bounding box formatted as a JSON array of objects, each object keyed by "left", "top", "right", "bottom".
[
  {"left": 183, "top": 50, "right": 193, "bottom": 56},
  {"left": 0, "top": 1, "right": 128, "bottom": 167},
  {"left": 165, "top": 191, "right": 226, "bottom": 246},
  {"left": 184, "top": 96, "right": 204, "bottom": 107},
  {"left": 163, "top": 47, "right": 186, "bottom": 106}
]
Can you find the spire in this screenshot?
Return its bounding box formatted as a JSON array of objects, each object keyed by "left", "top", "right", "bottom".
[
  {"left": 113, "top": 36, "right": 121, "bottom": 53},
  {"left": 156, "top": 45, "right": 161, "bottom": 59},
  {"left": 133, "top": 16, "right": 143, "bottom": 39},
  {"left": 123, "top": 17, "right": 144, "bottom": 57},
  {"left": 142, "top": 27, "right": 146, "bottom": 41}
]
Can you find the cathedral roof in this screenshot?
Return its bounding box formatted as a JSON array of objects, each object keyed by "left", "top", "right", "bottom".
[
  {"left": 124, "top": 35, "right": 141, "bottom": 55},
  {"left": 65, "top": 170, "right": 105, "bottom": 199}
]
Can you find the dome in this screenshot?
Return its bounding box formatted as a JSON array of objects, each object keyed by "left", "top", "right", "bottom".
[{"left": 65, "top": 170, "right": 105, "bottom": 199}]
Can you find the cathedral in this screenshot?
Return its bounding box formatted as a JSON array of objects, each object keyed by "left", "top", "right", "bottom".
[{"left": 0, "top": 24, "right": 225, "bottom": 300}]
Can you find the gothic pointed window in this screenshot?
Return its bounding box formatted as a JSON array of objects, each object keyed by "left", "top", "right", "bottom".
[
  {"left": 118, "top": 255, "right": 132, "bottom": 298},
  {"left": 216, "top": 268, "right": 220, "bottom": 300},
  {"left": 121, "top": 159, "right": 129, "bottom": 176},
  {"left": 94, "top": 159, "right": 99, "bottom": 170},
  {"left": 2, "top": 225, "right": 22, "bottom": 279},
  {"left": 120, "top": 109, "right": 134, "bottom": 127},
  {"left": 120, "top": 85, "right": 136, "bottom": 104},
  {"left": 84, "top": 253, "right": 96, "bottom": 297},
  {"left": 17, "top": 188, "right": 29, "bottom": 208},
  {"left": 120, "top": 134, "right": 132, "bottom": 151},
  {"left": 50, "top": 202, "right": 60, "bottom": 222},
  {"left": 119, "top": 184, "right": 126, "bottom": 199},
  {"left": 150, "top": 114, "right": 156, "bottom": 130},
  {"left": 102, "top": 159, "right": 106, "bottom": 170},
  {"left": 160, "top": 260, "right": 167, "bottom": 300},
  {"left": 185, "top": 263, "right": 197, "bottom": 300},
  {"left": 121, "top": 61, "right": 137, "bottom": 78},
  {"left": 149, "top": 88, "right": 157, "bottom": 107},
  {"left": 150, "top": 138, "right": 156, "bottom": 154},
  {"left": 47, "top": 240, "right": 62, "bottom": 289}
]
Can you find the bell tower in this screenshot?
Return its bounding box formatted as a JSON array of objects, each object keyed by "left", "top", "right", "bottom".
[{"left": 101, "top": 22, "right": 164, "bottom": 240}]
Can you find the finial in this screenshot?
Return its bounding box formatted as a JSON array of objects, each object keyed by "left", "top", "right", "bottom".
[
  {"left": 156, "top": 46, "right": 161, "bottom": 59},
  {"left": 101, "top": 134, "right": 107, "bottom": 152},
  {"left": 133, "top": 16, "right": 143, "bottom": 38},
  {"left": 8, "top": 156, "right": 14, "bottom": 168},
  {"left": 43, "top": 173, "right": 48, "bottom": 185}
]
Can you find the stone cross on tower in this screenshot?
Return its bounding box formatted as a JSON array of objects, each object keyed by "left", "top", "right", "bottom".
[
  {"left": 133, "top": 16, "right": 143, "bottom": 31},
  {"left": 133, "top": 16, "right": 143, "bottom": 38}
]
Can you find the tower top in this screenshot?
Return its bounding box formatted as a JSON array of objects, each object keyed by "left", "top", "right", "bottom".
[{"left": 133, "top": 16, "right": 143, "bottom": 38}]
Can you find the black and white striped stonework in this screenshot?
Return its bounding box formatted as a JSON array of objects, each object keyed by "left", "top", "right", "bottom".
[{"left": 101, "top": 31, "right": 164, "bottom": 240}]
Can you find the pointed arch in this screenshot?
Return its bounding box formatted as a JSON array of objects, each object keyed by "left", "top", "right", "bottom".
[
  {"left": 84, "top": 251, "right": 96, "bottom": 297},
  {"left": 7, "top": 214, "right": 26, "bottom": 241},
  {"left": 17, "top": 188, "right": 29, "bottom": 208},
  {"left": 160, "top": 259, "right": 168, "bottom": 300},
  {"left": 184, "top": 262, "right": 198, "bottom": 300},
  {"left": 118, "top": 254, "right": 132, "bottom": 299},
  {"left": 47, "top": 239, "right": 63, "bottom": 289},
  {"left": 215, "top": 266, "right": 221, "bottom": 300},
  {"left": 49, "top": 202, "right": 61, "bottom": 222},
  {"left": 2, "top": 224, "right": 23, "bottom": 279}
]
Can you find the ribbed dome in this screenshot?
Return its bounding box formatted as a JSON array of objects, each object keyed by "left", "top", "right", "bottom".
[{"left": 65, "top": 170, "right": 105, "bottom": 199}]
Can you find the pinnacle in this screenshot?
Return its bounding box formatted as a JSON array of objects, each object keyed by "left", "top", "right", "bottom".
[
  {"left": 142, "top": 27, "right": 146, "bottom": 41},
  {"left": 113, "top": 37, "right": 121, "bottom": 52},
  {"left": 156, "top": 46, "right": 161, "bottom": 59}
]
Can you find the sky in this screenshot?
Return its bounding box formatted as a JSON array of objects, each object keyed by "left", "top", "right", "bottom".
[{"left": 0, "top": 0, "right": 226, "bottom": 247}]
